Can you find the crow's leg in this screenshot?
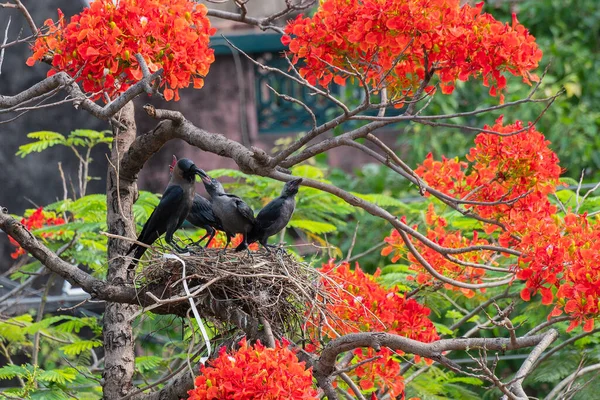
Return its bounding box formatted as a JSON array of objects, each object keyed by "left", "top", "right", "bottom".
[
  {"left": 193, "top": 229, "right": 212, "bottom": 246},
  {"left": 166, "top": 232, "right": 189, "bottom": 253},
  {"left": 259, "top": 239, "right": 277, "bottom": 254},
  {"left": 242, "top": 235, "right": 253, "bottom": 258},
  {"left": 218, "top": 233, "right": 232, "bottom": 256},
  {"left": 204, "top": 229, "right": 217, "bottom": 248}
]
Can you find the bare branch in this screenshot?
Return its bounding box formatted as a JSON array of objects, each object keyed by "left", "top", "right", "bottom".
[
  {"left": 509, "top": 328, "right": 558, "bottom": 397},
  {"left": 12, "top": 0, "right": 36, "bottom": 35},
  {"left": 0, "top": 16, "right": 10, "bottom": 75},
  {"left": 312, "top": 330, "right": 558, "bottom": 386},
  {"left": 544, "top": 363, "right": 600, "bottom": 400},
  {"left": 0, "top": 70, "right": 162, "bottom": 124}
]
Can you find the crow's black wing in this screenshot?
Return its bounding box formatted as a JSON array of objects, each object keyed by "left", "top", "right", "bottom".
[
  {"left": 225, "top": 194, "right": 256, "bottom": 223},
  {"left": 134, "top": 185, "right": 184, "bottom": 247},
  {"left": 255, "top": 197, "right": 285, "bottom": 229},
  {"left": 187, "top": 194, "right": 221, "bottom": 228}
]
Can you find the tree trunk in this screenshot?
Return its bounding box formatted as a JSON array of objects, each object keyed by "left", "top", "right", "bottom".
[{"left": 103, "top": 102, "right": 139, "bottom": 399}]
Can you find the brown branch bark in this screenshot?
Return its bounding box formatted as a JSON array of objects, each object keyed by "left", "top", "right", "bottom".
[
  {"left": 0, "top": 70, "right": 162, "bottom": 124},
  {"left": 312, "top": 330, "right": 558, "bottom": 400}
]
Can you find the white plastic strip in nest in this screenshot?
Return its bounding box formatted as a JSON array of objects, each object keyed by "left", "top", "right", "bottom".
[{"left": 163, "top": 253, "right": 211, "bottom": 365}]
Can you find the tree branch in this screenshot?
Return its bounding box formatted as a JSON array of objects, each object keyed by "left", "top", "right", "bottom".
[{"left": 0, "top": 70, "right": 162, "bottom": 124}]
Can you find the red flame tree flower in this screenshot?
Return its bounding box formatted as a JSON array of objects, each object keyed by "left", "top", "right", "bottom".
[
  {"left": 282, "top": 0, "right": 542, "bottom": 104},
  {"left": 187, "top": 338, "right": 318, "bottom": 400},
  {"left": 8, "top": 207, "right": 66, "bottom": 259},
  {"left": 387, "top": 116, "right": 600, "bottom": 332},
  {"left": 306, "top": 261, "right": 439, "bottom": 398},
  {"left": 27, "top": 0, "right": 216, "bottom": 101}
]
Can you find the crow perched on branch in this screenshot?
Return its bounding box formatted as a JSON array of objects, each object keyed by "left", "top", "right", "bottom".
[
  {"left": 128, "top": 156, "right": 206, "bottom": 268},
  {"left": 200, "top": 174, "right": 255, "bottom": 251},
  {"left": 236, "top": 178, "right": 302, "bottom": 252}
]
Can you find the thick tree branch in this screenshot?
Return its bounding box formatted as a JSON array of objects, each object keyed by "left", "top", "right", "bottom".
[
  {"left": 508, "top": 328, "right": 558, "bottom": 398},
  {"left": 0, "top": 70, "right": 162, "bottom": 124},
  {"left": 312, "top": 330, "right": 557, "bottom": 399}
]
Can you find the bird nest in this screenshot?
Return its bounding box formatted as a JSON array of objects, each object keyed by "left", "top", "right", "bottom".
[{"left": 138, "top": 248, "right": 327, "bottom": 337}]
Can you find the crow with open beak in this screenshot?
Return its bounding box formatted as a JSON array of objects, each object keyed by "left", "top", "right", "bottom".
[
  {"left": 168, "top": 158, "right": 224, "bottom": 247},
  {"left": 128, "top": 156, "right": 206, "bottom": 268},
  {"left": 200, "top": 174, "right": 255, "bottom": 252},
  {"left": 236, "top": 178, "right": 302, "bottom": 252}
]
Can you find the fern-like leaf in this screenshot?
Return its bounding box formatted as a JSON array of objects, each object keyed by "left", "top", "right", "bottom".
[
  {"left": 60, "top": 340, "right": 102, "bottom": 356},
  {"left": 16, "top": 131, "right": 66, "bottom": 158},
  {"left": 38, "top": 368, "right": 78, "bottom": 385}
]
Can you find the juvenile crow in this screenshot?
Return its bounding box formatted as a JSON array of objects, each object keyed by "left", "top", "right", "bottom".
[
  {"left": 200, "top": 174, "right": 255, "bottom": 251},
  {"left": 236, "top": 178, "right": 302, "bottom": 252},
  {"left": 187, "top": 193, "right": 224, "bottom": 246}
]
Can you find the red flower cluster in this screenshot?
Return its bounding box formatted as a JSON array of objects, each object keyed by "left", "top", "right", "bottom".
[
  {"left": 307, "top": 261, "right": 438, "bottom": 398},
  {"left": 518, "top": 213, "right": 600, "bottom": 332},
  {"left": 282, "top": 0, "right": 542, "bottom": 103},
  {"left": 205, "top": 232, "right": 259, "bottom": 251},
  {"left": 27, "top": 0, "right": 216, "bottom": 101},
  {"left": 400, "top": 116, "right": 600, "bottom": 331},
  {"left": 382, "top": 204, "right": 492, "bottom": 298},
  {"left": 9, "top": 207, "right": 66, "bottom": 259},
  {"left": 187, "top": 338, "right": 317, "bottom": 400}
]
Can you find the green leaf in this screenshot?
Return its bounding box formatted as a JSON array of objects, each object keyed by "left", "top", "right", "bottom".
[
  {"left": 135, "top": 356, "right": 164, "bottom": 373},
  {"left": 16, "top": 131, "right": 66, "bottom": 158},
  {"left": 54, "top": 316, "right": 99, "bottom": 334},
  {"left": 60, "top": 340, "right": 102, "bottom": 356},
  {"left": 0, "top": 315, "right": 34, "bottom": 342},
  {"left": 291, "top": 165, "right": 326, "bottom": 180},
  {"left": 288, "top": 219, "right": 337, "bottom": 234},
  {"left": 351, "top": 192, "right": 410, "bottom": 209},
  {"left": 30, "top": 389, "right": 72, "bottom": 400},
  {"left": 447, "top": 376, "right": 484, "bottom": 386},
  {"left": 0, "top": 364, "right": 29, "bottom": 380},
  {"left": 38, "top": 368, "right": 78, "bottom": 385},
  {"left": 434, "top": 322, "right": 454, "bottom": 336}
]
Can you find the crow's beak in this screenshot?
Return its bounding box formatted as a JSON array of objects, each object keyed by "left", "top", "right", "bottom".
[
  {"left": 193, "top": 166, "right": 208, "bottom": 178},
  {"left": 289, "top": 178, "right": 303, "bottom": 188}
]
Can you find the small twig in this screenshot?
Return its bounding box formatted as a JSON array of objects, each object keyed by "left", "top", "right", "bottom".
[
  {"left": 13, "top": 0, "right": 37, "bottom": 36},
  {"left": 31, "top": 274, "right": 56, "bottom": 366},
  {"left": 0, "top": 16, "right": 10, "bottom": 75},
  {"left": 338, "top": 372, "right": 367, "bottom": 400},
  {"left": 333, "top": 355, "right": 382, "bottom": 376},
  {"left": 57, "top": 162, "right": 69, "bottom": 201},
  {"left": 344, "top": 223, "right": 359, "bottom": 262}
]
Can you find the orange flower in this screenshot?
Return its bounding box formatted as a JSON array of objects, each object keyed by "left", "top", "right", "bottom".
[
  {"left": 27, "top": 0, "right": 216, "bottom": 102},
  {"left": 188, "top": 338, "right": 318, "bottom": 400},
  {"left": 205, "top": 232, "right": 259, "bottom": 251},
  {"left": 283, "top": 1, "right": 541, "bottom": 103},
  {"left": 306, "top": 261, "right": 439, "bottom": 398}
]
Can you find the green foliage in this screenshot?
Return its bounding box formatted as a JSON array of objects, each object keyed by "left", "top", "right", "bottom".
[
  {"left": 16, "top": 129, "right": 112, "bottom": 158},
  {"left": 135, "top": 356, "right": 167, "bottom": 374},
  {"left": 59, "top": 340, "right": 102, "bottom": 356},
  {"left": 0, "top": 312, "right": 103, "bottom": 399},
  {"left": 9, "top": 191, "right": 160, "bottom": 280},
  {"left": 406, "top": 366, "right": 484, "bottom": 400}
]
